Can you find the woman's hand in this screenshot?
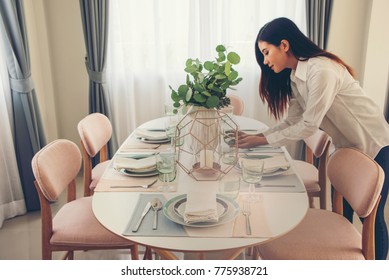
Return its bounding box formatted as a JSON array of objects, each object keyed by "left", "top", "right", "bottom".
[{"left": 236, "top": 132, "right": 268, "bottom": 149}]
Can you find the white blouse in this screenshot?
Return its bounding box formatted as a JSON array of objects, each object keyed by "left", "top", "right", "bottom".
[{"left": 263, "top": 56, "right": 389, "bottom": 158}]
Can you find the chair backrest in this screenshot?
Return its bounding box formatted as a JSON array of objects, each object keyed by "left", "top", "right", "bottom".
[
  {"left": 31, "top": 139, "right": 82, "bottom": 202},
  {"left": 77, "top": 113, "right": 112, "bottom": 196},
  {"left": 228, "top": 94, "right": 244, "bottom": 116},
  {"left": 304, "top": 129, "right": 331, "bottom": 158},
  {"left": 328, "top": 147, "right": 384, "bottom": 218},
  {"left": 77, "top": 113, "right": 112, "bottom": 158}
]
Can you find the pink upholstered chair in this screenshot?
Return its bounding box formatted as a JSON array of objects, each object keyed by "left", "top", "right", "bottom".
[
  {"left": 227, "top": 94, "right": 244, "bottom": 116},
  {"left": 31, "top": 139, "right": 138, "bottom": 260},
  {"left": 77, "top": 113, "right": 112, "bottom": 196},
  {"left": 292, "top": 129, "right": 332, "bottom": 209},
  {"left": 254, "top": 147, "right": 384, "bottom": 260}
]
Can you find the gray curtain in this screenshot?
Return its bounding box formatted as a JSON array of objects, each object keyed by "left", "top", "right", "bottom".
[
  {"left": 306, "top": 0, "right": 332, "bottom": 49},
  {"left": 79, "top": 0, "right": 117, "bottom": 157},
  {"left": 0, "top": 0, "right": 46, "bottom": 211}
]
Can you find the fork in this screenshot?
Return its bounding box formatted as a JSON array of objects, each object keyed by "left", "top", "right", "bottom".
[
  {"left": 110, "top": 179, "right": 158, "bottom": 189},
  {"left": 242, "top": 201, "right": 252, "bottom": 235}
]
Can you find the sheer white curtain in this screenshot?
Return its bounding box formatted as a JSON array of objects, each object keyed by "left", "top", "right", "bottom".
[
  {"left": 0, "top": 32, "right": 26, "bottom": 228},
  {"left": 107, "top": 0, "right": 306, "bottom": 147}
]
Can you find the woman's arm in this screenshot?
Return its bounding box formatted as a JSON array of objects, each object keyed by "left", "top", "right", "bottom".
[{"left": 265, "top": 66, "right": 340, "bottom": 147}]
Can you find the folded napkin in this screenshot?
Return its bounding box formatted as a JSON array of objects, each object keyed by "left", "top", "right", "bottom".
[
  {"left": 183, "top": 192, "right": 218, "bottom": 224},
  {"left": 114, "top": 156, "right": 156, "bottom": 171},
  {"left": 262, "top": 156, "right": 290, "bottom": 173},
  {"left": 135, "top": 128, "right": 168, "bottom": 140}
]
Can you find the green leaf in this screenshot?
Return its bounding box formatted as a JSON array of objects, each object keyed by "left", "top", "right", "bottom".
[
  {"left": 198, "top": 73, "right": 204, "bottom": 83},
  {"left": 204, "top": 61, "right": 214, "bottom": 71},
  {"left": 225, "top": 61, "right": 231, "bottom": 76},
  {"left": 186, "top": 59, "right": 193, "bottom": 67},
  {"left": 230, "top": 77, "right": 243, "bottom": 85},
  {"left": 215, "top": 74, "right": 226, "bottom": 80},
  {"left": 218, "top": 52, "right": 226, "bottom": 62},
  {"left": 193, "top": 83, "right": 203, "bottom": 91},
  {"left": 171, "top": 91, "right": 180, "bottom": 102},
  {"left": 216, "top": 45, "right": 226, "bottom": 52},
  {"left": 227, "top": 52, "right": 240, "bottom": 64},
  {"left": 228, "top": 70, "right": 239, "bottom": 81},
  {"left": 194, "top": 93, "right": 206, "bottom": 102},
  {"left": 206, "top": 95, "right": 220, "bottom": 108},
  {"left": 220, "top": 82, "right": 230, "bottom": 90},
  {"left": 173, "top": 102, "right": 181, "bottom": 108},
  {"left": 178, "top": 84, "right": 189, "bottom": 95},
  {"left": 217, "top": 65, "right": 225, "bottom": 73},
  {"left": 185, "top": 88, "right": 193, "bottom": 102},
  {"left": 202, "top": 91, "right": 211, "bottom": 97},
  {"left": 184, "top": 65, "right": 197, "bottom": 73}
]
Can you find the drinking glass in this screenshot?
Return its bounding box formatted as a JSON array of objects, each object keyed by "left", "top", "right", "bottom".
[
  {"left": 219, "top": 172, "right": 241, "bottom": 200},
  {"left": 241, "top": 158, "right": 264, "bottom": 202},
  {"left": 165, "top": 116, "right": 184, "bottom": 148},
  {"left": 156, "top": 151, "right": 177, "bottom": 192},
  {"left": 164, "top": 103, "right": 175, "bottom": 116}
]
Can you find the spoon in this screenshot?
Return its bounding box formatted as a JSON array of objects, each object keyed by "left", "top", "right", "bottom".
[{"left": 151, "top": 198, "right": 163, "bottom": 230}]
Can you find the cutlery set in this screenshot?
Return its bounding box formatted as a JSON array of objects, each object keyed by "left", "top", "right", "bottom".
[
  {"left": 110, "top": 179, "right": 158, "bottom": 189},
  {"left": 132, "top": 198, "right": 163, "bottom": 232}
]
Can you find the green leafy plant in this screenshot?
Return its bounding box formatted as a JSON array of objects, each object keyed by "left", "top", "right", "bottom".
[{"left": 170, "top": 45, "right": 243, "bottom": 112}]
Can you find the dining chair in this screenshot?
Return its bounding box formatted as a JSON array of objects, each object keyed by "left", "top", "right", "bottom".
[
  {"left": 292, "top": 129, "right": 332, "bottom": 209},
  {"left": 254, "top": 147, "right": 384, "bottom": 260},
  {"left": 77, "top": 113, "right": 112, "bottom": 196},
  {"left": 227, "top": 94, "right": 244, "bottom": 116},
  {"left": 31, "top": 139, "right": 139, "bottom": 260}
]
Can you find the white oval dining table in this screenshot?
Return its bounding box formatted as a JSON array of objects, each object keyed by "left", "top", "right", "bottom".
[{"left": 92, "top": 116, "right": 309, "bottom": 259}]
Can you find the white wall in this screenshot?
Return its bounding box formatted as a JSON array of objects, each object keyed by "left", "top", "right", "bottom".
[
  {"left": 25, "top": 0, "right": 88, "bottom": 145},
  {"left": 362, "top": 0, "right": 389, "bottom": 112},
  {"left": 327, "top": 0, "right": 389, "bottom": 112},
  {"left": 24, "top": 0, "right": 59, "bottom": 142},
  {"left": 326, "top": 0, "right": 372, "bottom": 83}
]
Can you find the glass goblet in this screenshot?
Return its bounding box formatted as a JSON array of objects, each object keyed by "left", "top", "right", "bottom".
[{"left": 241, "top": 158, "right": 264, "bottom": 202}]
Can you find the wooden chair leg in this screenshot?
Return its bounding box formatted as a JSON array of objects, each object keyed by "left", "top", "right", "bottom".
[
  {"left": 143, "top": 246, "right": 153, "bottom": 260},
  {"left": 131, "top": 244, "right": 139, "bottom": 260},
  {"left": 246, "top": 246, "right": 253, "bottom": 256},
  {"left": 309, "top": 197, "right": 316, "bottom": 208}
]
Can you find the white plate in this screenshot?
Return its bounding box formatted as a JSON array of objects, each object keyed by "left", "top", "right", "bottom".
[
  {"left": 116, "top": 152, "right": 156, "bottom": 159},
  {"left": 235, "top": 164, "right": 290, "bottom": 177},
  {"left": 163, "top": 194, "right": 240, "bottom": 227},
  {"left": 118, "top": 168, "right": 158, "bottom": 177},
  {"left": 262, "top": 167, "right": 290, "bottom": 177},
  {"left": 140, "top": 138, "right": 170, "bottom": 144}
]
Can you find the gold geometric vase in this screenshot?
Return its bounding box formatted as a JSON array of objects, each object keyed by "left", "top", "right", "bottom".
[{"left": 175, "top": 106, "right": 239, "bottom": 181}]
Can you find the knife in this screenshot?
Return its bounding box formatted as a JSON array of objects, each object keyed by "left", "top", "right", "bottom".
[
  {"left": 255, "top": 184, "right": 295, "bottom": 188},
  {"left": 132, "top": 202, "right": 152, "bottom": 232}
]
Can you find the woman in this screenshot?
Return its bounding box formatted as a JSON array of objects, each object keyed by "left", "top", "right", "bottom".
[{"left": 238, "top": 17, "right": 389, "bottom": 260}]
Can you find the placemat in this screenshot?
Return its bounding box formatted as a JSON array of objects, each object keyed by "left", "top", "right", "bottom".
[
  {"left": 123, "top": 194, "right": 186, "bottom": 236},
  {"left": 123, "top": 194, "right": 280, "bottom": 238},
  {"left": 232, "top": 195, "right": 274, "bottom": 237},
  {"left": 94, "top": 162, "right": 178, "bottom": 192}
]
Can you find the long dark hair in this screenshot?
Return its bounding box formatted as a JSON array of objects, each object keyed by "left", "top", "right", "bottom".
[{"left": 255, "top": 17, "right": 354, "bottom": 119}]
